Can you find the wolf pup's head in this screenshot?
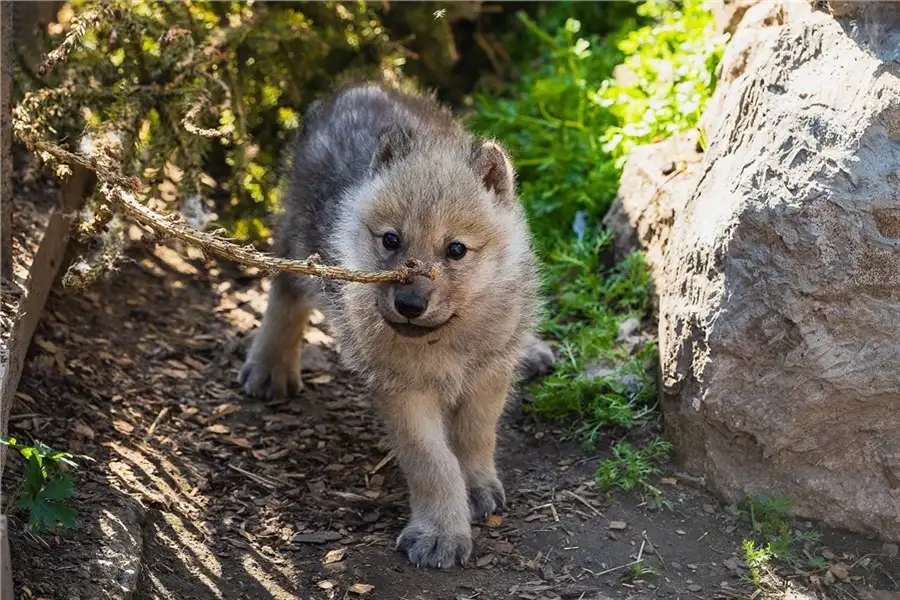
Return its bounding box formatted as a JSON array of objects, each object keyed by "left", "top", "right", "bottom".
[{"left": 333, "top": 125, "right": 534, "bottom": 342}]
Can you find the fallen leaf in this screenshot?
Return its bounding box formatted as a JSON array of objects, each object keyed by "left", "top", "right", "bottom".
[
  {"left": 476, "top": 553, "right": 495, "bottom": 567},
  {"left": 74, "top": 422, "right": 96, "bottom": 440},
  {"left": 182, "top": 356, "right": 206, "bottom": 370},
  {"left": 309, "top": 374, "right": 334, "bottom": 385},
  {"left": 830, "top": 563, "right": 850, "bottom": 580},
  {"left": 226, "top": 437, "right": 253, "bottom": 449},
  {"left": 661, "top": 477, "right": 678, "bottom": 486},
  {"left": 213, "top": 403, "right": 240, "bottom": 417},
  {"left": 162, "top": 368, "right": 189, "bottom": 380},
  {"left": 608, "top": 521, "right": 627, "bottom": 530},
  {"left": 207, "top": 424, "right": 230, "bottom": 434},
  {"left": 323, "top": 548, "right": 346, "bottom": 564},
  {"left": 112, "top": 420, "right": 135, "bottom": 434},
  {"left": 349, "top": 583, "right": 374, "bottom": 595},
  {"left": 35, "top": 339, "right": 58, "bottom": 354},
  {"left": 316, "top": 580, "right": 335, "bottom": 590},
  {"left": 485, "top": 514, "right": 503, "bottom": 528}
]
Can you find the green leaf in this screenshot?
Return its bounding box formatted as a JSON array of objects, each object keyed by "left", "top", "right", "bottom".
[
  {"left": 22, "top": 453, "right": 45, "bottom": 498},
  {"left": 110, "top": 47, "right": 126, "bottom": 67},
  {"left": 22, "top": 497, "right": 78, "bottom": 532},
  {"left": 43, "top": 475, "right": 74, "bottom": 502}
]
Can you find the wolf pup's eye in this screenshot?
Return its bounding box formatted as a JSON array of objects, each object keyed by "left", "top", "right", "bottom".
[
  {"left": 446, "top": 241, "right": 467, "bottom": 260},
  {"left": 382, "top": 231, "right": 401, "bottom": 250}
]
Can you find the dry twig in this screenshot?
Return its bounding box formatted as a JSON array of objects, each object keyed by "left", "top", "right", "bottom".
[
  {"left": 562, "top": 489, "right": 604, "bottom": 517},
  {"left": 14, "top": 130, "right": 441, "bottom": 285}
]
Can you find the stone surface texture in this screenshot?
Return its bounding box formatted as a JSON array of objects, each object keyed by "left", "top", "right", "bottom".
[{"left": 610, "top": 1, "right": 900, "bottom": 541}]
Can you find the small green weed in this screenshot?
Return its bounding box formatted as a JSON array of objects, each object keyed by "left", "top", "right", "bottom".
[
  {"left": 628, "top": 561, "right": 659, "bottom": 580},
  {"left": 736, "top": 495, "right": 822, "bottom": 587},
  {"left": 1, "top": 436, "right": 91, "bottom": 533},
  {"left": 595, "top": 438, "right": 672, "bottom": 507},
  {"left": 742, "top": 538, "right": 774, "bottom": 587}
]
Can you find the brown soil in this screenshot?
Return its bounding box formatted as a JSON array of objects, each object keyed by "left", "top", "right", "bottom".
[{"left": 3, "top": 239, "right": 899, "bottom": 600}]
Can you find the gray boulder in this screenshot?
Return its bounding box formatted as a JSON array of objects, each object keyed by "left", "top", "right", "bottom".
[{"left": 658, "top": 3, "right": 900, "bottom": 541}]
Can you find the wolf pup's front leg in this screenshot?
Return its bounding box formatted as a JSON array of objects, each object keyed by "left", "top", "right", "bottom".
[
  {"left": 452, "top": 367, "right": 514, "bottom": 520},
  {"left": 239, "top": 273, "right": 311, "bottom": 400},
  {"left": 382, "top": 390, "right": 472, "bottom": 569}
]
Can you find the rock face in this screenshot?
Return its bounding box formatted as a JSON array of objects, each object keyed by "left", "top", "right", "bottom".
[{"left": 625, "top": 4, "right": 900, "bottom": 540}]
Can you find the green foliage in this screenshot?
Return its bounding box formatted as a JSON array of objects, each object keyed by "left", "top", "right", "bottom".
[
  {"left": 737, "top": 494, "right": 823, "bottom": 586},
  {"left": 742, "top": 538, "right": 773, "bottom": 587},
  {"left": 594, "top": 439, "right": 672, "bottom": 505},
  {"left": 597, "top": 0, "right": 728, "bottom": 164},
  {"left": 1, "top": 436, "right": 91, "bottom": 533},
  {"left": 16, "top": 1, "right": 505, "bottom": 242},
  {"left": 470, "top": 0, "right": 724, "bottom": 443}
]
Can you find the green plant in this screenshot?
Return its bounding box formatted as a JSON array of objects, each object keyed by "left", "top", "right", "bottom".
[
  {"left": 1, "top": 436, "right": 91, "bottom": 533},
  {"left": 629, "top": 561, "right": 658, "bottom": 580},
  {"left": 594, "top": 438, "right": 671, "bottom": 505},
  {"left": 742, "top": 538, "right": 773, "bottom": 587},
  {"left": 737, "top": 494, "right": 822, "bottom": 586},
  {"left": 470, "top": 0, "right": 724, "bottom": 446}
]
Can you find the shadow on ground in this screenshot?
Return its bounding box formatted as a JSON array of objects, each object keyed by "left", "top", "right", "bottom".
[{"left": 4, "top": 241, "right": 898, "bottom": 600}]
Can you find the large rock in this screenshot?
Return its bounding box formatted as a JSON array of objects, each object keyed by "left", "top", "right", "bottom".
[
  {"left": 658, "top": 3, "right": 900, "bottom": 541},
  {"left": 603, "top": 0, "right": 809, "bottom": 281}
]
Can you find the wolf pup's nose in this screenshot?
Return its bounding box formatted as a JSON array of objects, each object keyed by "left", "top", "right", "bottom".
[{"left": 394, "top": 291, "right": 428, "bottom": 319}]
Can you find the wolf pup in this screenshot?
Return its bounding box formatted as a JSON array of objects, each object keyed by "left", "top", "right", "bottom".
[{"left": 239, "top": 82, "right": 552, "bottom": 568}]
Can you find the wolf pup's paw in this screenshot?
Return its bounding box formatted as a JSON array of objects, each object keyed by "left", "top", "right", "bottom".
[
  {"left": 238, "top": 357, "right": 303, "bottom": 400},
  {"left": 395, "top": 519, "right": 472, "bottom": 569},
  {"left": 518, "top": 335, "right": 557, "bottom": 382},
  {"left": 468, "top": 475, "right": 505, "bottom": 520}
]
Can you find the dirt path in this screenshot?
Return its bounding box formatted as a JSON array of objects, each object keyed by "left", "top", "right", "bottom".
[{"left": 4, "top": 242, "right": 898, "bottom": 600}]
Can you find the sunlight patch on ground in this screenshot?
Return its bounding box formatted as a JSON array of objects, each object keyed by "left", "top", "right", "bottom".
[
  {"left": 153, "top": 514, "right": 225, "bottom": 598},
  {"left": 240, "top": 554, "right": 303, "bottom": 600}
]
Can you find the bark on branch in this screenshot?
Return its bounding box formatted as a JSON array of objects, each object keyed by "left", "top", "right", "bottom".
[{"left": 13, "top": 131, "right": 442, "bottom": 285}]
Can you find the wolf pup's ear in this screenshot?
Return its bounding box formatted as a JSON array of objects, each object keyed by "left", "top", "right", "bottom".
[
  {"left": 369, "top": 125, "right": 413, "bottom": 176},
  {"left": 471, "top": 139, "right": 516, "bottom": 203}
]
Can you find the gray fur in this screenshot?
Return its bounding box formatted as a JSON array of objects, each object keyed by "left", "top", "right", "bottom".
[{"left": 240, "top": 82, "right": 556, "bottom": 569}]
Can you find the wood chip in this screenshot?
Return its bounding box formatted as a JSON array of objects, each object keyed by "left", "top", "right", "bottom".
[
  {"left": 207, "top": 424, "right": 230, "bottom": 434},
  {"left": 349, "top": 583, "right": 374, "bottom": 595},
  {"left": 292, "top": 531, "right": 342, "bottom": 544},
  {"left": 308, "top": 374, "right": 334, "bottom": 385},
  {"left": 74, "top": 421, "right": 96, "bottom": 440},
  {"left": 830, "top": 563, "right": 850, "bottom": 580},
  {"left": 476, "top": 553, "right": 496, "bottom": 567},
  {"left": 112, "top": 420, "right": 135, "bottom": 434},
  {"left": 316, "top": 580, "right": 335, "bottom": 590},
  {"left": 608, "top": 521, "right": 627, "bottom": 530},
  {"left": 323, "top": 548, "right": 346, "bottom": 564},
  {"left": 226, "top": 437, "right": 253, "bottom": 449},
  {"left": 485, "top": 514, "right": 504, "bottom": 528}
]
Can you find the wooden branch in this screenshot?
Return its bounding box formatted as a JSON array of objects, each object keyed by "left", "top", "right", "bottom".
[{"left": 14, "top": 132, "right": 442, "bottom": 285}]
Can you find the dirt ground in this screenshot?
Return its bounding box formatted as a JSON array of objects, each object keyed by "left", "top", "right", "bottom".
[{"left": 3, "top": 232, "right": 899, "bottom": 600}]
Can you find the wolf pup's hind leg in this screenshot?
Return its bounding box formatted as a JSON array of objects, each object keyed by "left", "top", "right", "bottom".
[{"left": 239, "top": 273, "right": 312, "bottom": 400}]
